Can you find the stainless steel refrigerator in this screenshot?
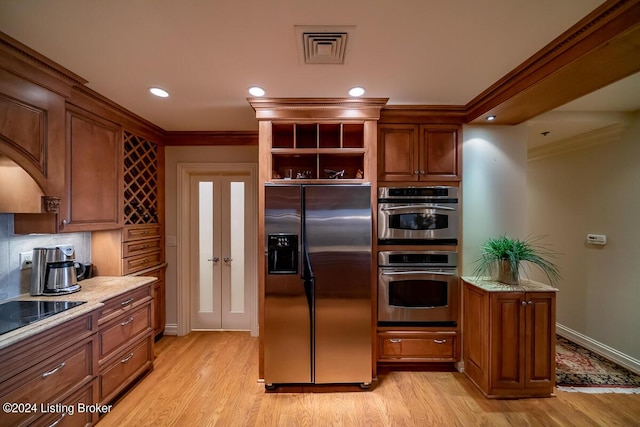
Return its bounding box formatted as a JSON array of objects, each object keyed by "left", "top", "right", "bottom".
[{"left": 264, "top": 184, "right": 372, "bottom": 387}]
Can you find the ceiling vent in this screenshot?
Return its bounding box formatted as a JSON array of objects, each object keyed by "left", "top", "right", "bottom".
[{"left": 295, "top": 25, "right": 355, "bottom": 65}]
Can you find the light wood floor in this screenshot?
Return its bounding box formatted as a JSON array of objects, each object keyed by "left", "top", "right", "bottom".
[{"left": 98, "top": 332, "right": 640, "bottom": 426}]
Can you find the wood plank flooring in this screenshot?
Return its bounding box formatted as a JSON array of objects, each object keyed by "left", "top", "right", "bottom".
[{"left": 98, "top": 332, "right": 640, "bottom": 426}]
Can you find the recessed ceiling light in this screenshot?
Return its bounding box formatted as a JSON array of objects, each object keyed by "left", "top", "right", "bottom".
[
  {"left": 486, "top": 115, "right": 496, "bottom": 121},
  {"left": 149, "top": 87, "right": 169, "bottom": 98},
  {"left": 248, "top": 86, "right": 265, "bottom": 97},
  {"left": 348, "top": 86, "right": 365, "bottom": 97}
]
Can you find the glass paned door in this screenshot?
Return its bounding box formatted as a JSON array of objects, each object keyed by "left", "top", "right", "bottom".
[{"left": 190, "top": 173, "right": 251, "bottom": 330}]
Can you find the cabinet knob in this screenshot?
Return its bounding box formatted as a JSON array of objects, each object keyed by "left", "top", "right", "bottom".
[
  {"left": 208, "top": 257, "right": 220, "bottom": 262},
  {"left": 420, "top": 170, "right": 426, "bottom": 175},
  {"left": 414, "top": 170, "right": 419, "bottom": 175},
  {"left": 521, "top": 301, "right": 527, "bottom": 306},
  {"left": 224, "top": 257, "right": 233, "bottom": 263}
]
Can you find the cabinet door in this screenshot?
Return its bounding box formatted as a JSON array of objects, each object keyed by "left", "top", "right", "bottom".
[
  {"left": 489, "top": 292, "right": 526, "bottom": 390},
  {"left": 418, "top": 126, "right": 460, "bottom": 181},
  {"left": 525, "top": 292, "right": 556, "bottom": 388},
  {"left": 377, "top": 124, "right": 419, "bottom": 181},
  {"left": 63, "top": 106, "right": 122, "bottom": 231}
]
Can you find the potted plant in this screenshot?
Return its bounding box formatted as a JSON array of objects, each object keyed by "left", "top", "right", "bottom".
[{"left": 473, "top": 235, "right": 560, "bottom": 286}]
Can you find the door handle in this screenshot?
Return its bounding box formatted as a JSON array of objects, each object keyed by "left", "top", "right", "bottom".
[
  {"left": 208, "top": 257, "right": 220, "bottom": 262},
  {"left": 223, "top": 257, "right": 233, "bottom": 263}
]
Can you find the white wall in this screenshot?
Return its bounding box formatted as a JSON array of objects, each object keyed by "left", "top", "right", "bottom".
[
  {"left": 461, "top": 125, "right": 528, "bottom": 276},
  {"left": 164, "top": 146, "right": 258, "bottom": 330},
  {"left": 527, "top": 112, "right": 640, "bottom": 360}
]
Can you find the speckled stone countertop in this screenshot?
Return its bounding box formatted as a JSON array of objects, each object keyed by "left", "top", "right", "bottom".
[
  {"left": 0, "top": 276, "right": 156, "bottom": 350},
  {"left": 461, "top": 276, "right": 559, "bottom": 292}
]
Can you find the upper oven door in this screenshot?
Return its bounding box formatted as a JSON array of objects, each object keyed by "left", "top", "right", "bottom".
[{"left": 378, "top": 202, "right": 458, "bottom": 243}]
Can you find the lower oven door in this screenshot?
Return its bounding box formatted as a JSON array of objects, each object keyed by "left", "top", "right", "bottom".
[
  {"left": 378, "top": 268, "right": 458, "bottom": 325},
  {"left": 377, "top": 203, "right": 458, "bottom": 244}
]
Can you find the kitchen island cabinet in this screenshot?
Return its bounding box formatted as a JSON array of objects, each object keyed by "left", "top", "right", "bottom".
[{"left": 462, "top": 277, "right": 557, "bottom": 398}]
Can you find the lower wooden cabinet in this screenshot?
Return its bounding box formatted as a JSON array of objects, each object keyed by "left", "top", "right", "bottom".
[
  {"left": 98, "top": 336, "right": 153, "bottom": 405},
  {"left": 0, "top": 313, "right": 97, "bottom": 427},
  {"left": 463, "top": 279, "right": 556, "bottom": 398},
  {"left": 30, "top": 380, "right": 100, "bottom": 427},
  {"left": 378, "top": 331, "right": 458, "bottom": 363},
  {"left": 97, "top": 284, "right": 155, "bottom": 405}
]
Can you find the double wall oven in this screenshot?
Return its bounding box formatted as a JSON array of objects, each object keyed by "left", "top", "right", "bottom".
[{"left": 377, "top": 186, "right": 460, "bottom": 327}]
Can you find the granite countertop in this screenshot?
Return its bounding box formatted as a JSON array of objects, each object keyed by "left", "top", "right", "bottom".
[
  {"left": 0, "top": 276, "right": 156, "bottom": 350},
  {"left": 461, "top": 276, "right": 559, "bottom": 292}
]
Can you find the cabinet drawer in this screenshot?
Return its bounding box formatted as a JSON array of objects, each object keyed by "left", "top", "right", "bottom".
[
  {"left": 99, "top": 336, "right": 152, "bottom": 404},
  {"left": 379, "top": 333, "right": 457, "bottom": 361},
  {"left": 31, "top": 379, "right": 99, "bottom": 427},
  {"left": 99, "top": 286, "right": 152, "bottom": 323},
  {"left": 122, "top": 237, "right": 161, "bottom": 258},
  {"left": 99, "top": 304, "right": 151, "bottom": 360},
  {"left": 123, "top": 224, "right": 160, "bottom": 242},
  {"left": 0, "top": 340, "right": 93, "bottom": 427},
  {"left": 122, "top": 251, "right": 162, "bottom": 275}
]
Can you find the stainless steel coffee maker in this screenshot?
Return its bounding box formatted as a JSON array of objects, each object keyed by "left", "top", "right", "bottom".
[{"left": 30, "top": 245, "right": 83, "bottom": 295}]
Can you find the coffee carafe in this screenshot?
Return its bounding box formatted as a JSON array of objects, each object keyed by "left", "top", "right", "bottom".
[{"left": 30, "top": 245, "right": 82, "bottom": 295}]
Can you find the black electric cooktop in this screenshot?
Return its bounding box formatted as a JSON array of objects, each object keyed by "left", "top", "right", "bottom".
[{"left": 0, "top": 300, "right": 86, "bottom": 336}]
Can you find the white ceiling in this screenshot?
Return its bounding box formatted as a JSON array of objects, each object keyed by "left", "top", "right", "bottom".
[{"left": 1, "top": 0, "right": 638, "bottom": 144}]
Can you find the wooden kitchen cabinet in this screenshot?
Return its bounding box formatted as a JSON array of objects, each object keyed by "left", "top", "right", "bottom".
[
  {"left": 463, "top": 279, "right": 556, "bottom": 398},
  {"left": 377, "top": 124, "right": 460, "bottom": 182},
  {"left": 62, "top": 105, "right": 123, "bottom": 232},
  {"left": 96, "top": 284, "right": 154, "bottom": 405},
  {"left": 378, "top": 331, "right": 458, "bottom": 363},
  {"left": 0, "top": 311, "right": 98, "bottom": 427}
]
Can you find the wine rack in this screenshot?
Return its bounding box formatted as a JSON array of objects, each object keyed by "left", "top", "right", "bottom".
[{"left": 123, "top": 131, "right": 158, "bottom": 224}]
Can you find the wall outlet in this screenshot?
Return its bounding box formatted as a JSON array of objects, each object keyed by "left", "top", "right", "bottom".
[{"left": 19, "top": 251, "right": 33, "bottom": 270}]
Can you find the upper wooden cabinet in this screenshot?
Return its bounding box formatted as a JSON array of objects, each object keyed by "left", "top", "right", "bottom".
[
  {"left": 378, "top": 124, "right": 461, "bottom": 182},
  {"left": 62, "top": 105, "right": 123, "bottom": 232}
]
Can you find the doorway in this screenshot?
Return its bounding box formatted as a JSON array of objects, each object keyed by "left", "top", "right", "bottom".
[
  {"left": 177, "top": 163, "right": 258, "bottom": 336},
  {"left": 190, "top": 173, "right": 250, "bottom": 330}
]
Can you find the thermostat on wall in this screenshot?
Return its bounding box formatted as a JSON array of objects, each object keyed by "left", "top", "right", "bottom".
[{"left": 586, "top": 234, "right": 607, "bottom": 245}]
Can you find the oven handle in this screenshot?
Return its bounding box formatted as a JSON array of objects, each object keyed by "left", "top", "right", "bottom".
[
  {"left": 381, "top": 270, "right": 457, "bottom": 276},
  {"left": 380, "top": 204, "right": 455, "bottom": 211}
]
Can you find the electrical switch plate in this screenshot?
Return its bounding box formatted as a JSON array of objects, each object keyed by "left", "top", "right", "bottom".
[{"left": 19, "top": 251, "right": 33, "bottom": 269}]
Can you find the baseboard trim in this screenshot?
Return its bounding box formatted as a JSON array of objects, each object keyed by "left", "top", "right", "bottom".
[
  {"left": 556, "top": 323, "right": 640, "bottom": 375},
  {"left": 164, "top": 324, "right": 178, "bottom": 336}
]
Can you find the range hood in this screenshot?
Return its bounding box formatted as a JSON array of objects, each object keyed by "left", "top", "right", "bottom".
[{"left": 0, "top": 154, "right": 45, "bottom": 213}]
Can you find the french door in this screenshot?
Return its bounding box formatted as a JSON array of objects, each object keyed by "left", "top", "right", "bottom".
[{"left": 190, "top": 172, "right": 251, "bottom": 330}]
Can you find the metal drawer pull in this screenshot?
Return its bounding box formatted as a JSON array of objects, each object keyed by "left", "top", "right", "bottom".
[
  {"left": 121, "top": 317, "right": 134, "bottom": 326},
  {"left": 47, "top": 413, "right": 65, "bottom": 427},
  {"left": 434, "top": 339, "right": 447, "bottom": 344},
  {"left": 121, "top": 298, "right": 134, "bottom": 306},
  {"left": 389, "top": 339, "right": 402, "bottom": 343},
  {"left": 121, "top": 352, "right": 135, "bottom": 363},
  {"left": 42, "top": 362, "right": 66, "bottom": 378}
]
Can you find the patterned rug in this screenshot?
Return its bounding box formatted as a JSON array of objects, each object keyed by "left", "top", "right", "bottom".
[{"left": 555, "top": 335, "right": 640, "bottom": 393}]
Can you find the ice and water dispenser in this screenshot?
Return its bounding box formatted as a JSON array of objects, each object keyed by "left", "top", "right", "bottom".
[{"left": 267, "top": 234, "right": 298, "bottom": 274}]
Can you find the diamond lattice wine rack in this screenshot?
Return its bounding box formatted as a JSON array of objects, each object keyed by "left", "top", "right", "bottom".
[{"left": 123, "top": 131, "right": 158, "bottom": 225}]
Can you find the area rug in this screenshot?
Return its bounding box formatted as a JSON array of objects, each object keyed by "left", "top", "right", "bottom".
[{"left": 555, "top": 335, "right": 640, "bottom": 394}]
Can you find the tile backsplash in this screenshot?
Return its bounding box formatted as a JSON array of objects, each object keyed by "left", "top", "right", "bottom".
[{"left": 0, "top": 214, "right": 91, "bottom": 301}]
